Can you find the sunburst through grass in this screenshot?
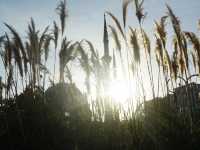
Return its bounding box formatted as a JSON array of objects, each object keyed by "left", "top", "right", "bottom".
[{"left": 106, "top": 80, "right": 130, "bottom": 103}]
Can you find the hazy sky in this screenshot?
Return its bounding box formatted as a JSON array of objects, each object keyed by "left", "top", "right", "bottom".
[{"left": 0, "top": 0, "right": 199, "bottom": 49}]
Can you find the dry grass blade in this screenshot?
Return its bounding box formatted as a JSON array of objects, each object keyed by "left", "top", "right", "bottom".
[
  {"left": 39, "top": 26, "right": 49, "bottom": 50},
  {"left": 65, "top": 66, "right": 72, "bottom": 83},
  {"left": 179, "top": 56, "right": 185, "bottom": 76},
  {"left": 160, "top": 16, "right": 168, "bottom": 29},
  {"left": 44, "top": 35, "right": 53, "bottom": 61},
  {"left": 106, "top": 12, "right": 126, "bottom": 41},
  {"left": 77, "top": 44, "right": 91, "bottom": 93},
  {"left": 78, "top": 43, "right": 89, "bottom": 65},
  {"left": 108, "top": 25, "right": 121, "bottom": 53},
  {"left": 134, "top": 0, "right": 145, "bottom": 23},
  {"left": 123, "top": 0, "right": 132, "bottom": 28},
  {"left": 166, "top": 5, "right": 181, "bottom": 36},
  {"left": 56, "top": 0, "right": 68, "bottom": 35},
  {"left": 59, "top": 40, "right": 76, "bottom": 82},
  {"left": 184, "top": 32, "right": 200, "bottom": 55},
  {"left": 167, "top": 5, "right": 188, "bottom": 75},
  {"left": 25, "top": 42, "right": 31, "bottom": 63},
  {"left": 53, "top": 21, "right": 59, "bottom": 49},
  {"left": 59, "top": 38, "right": 73, "bottom": 64},
  {"left": 171, "top": 51, "right": 178, "bottom": 80},
  {"left": 181, "top": 33, "right": 188, "bottom": 70},
  {"left": 142, "top": 29, "right": 151, "bottom": 55},
  {"left": 27, "top": 18, "right": 41, "bottom": 65},
  {"left": 184, "top": 31, "right": 200, "bottom": 72},
  {"left": 164, "top": 49, "right": 172, "bottom": 75},
  {"left": 4, "top": 34, "right": 12, "bottom": 69},
  {"left": 173, "top": 37, "right": 178, "bottom": 54},
  {"left": 191, "top": 52, "right": 197, "bottom": 72},
  {"left": 155, "top": 16, "right": 167, "bottom": 48},
  {"left": 198, "top": 60, "right": 200, "bottom": 75},
  {"left": 29, "top": 18, "right": 36, "bottom": 32},
  {"left": 7, "top": 65, "right": 13, "bottom": 93},
  {"left": 4, "top": 23, "right": 28, "bottom": 75},
  {"left": 83, "top": 40, "right": 98, "bottom": 59},
  {"left": 113, "top": 50, "right": 117, "bottom": 78},
  {"left": 155, "top": 36, "right": 163, "bottom": 66},
  {"left": 4, "top": 24, "right": 23, "bottom": 77},
  {"left": 155, "top": 52, "right": 160, "bottom": 66},
  {"left": 13, "top": 44, "right": 23, "bottom": 77},
  {"left": 129, "top": 27, "right": 140, "bottom": 63},
  {"left": 103, "top": 14, "right": 110, "bottom": 58},
  {"left": 0, "top": 35, "right": 5, "bottom": 44}
]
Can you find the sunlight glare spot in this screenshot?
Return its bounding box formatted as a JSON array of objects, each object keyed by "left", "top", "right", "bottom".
[{"left": 106, "top": 81, "right": 130, "bottom": 103}]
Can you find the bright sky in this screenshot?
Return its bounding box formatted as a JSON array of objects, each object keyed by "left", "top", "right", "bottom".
[
  {"left": 0, "top": 0, "right": 200, "bottom": 100},
  {"left": 0, "top": 0, "right": 199, "bottom": 46}
]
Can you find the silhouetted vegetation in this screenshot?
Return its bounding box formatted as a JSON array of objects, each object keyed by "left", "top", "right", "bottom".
[{"left": 0, "top": 0, "right": 200, "bottom": 149}]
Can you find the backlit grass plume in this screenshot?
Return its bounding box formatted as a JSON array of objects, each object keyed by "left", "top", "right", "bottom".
[
  {"left": 56, "top": 0, "right": 68, "bottom": 35},
  {"left": 129, "top": 27, "right": 140, "bottom": 63},
  {"left": 109, "top": 25, "right": 122, "bottom": 55},
  {"left": 123, "top": 0, "right": 132, "bottom": 28},
  {"left": 106, "top": 12, "right": 126, "bottom": 41}
]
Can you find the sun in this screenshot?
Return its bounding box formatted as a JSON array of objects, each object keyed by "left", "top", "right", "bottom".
[{"left": 106, "top": 80, "right": 131, "bottom": 104}]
